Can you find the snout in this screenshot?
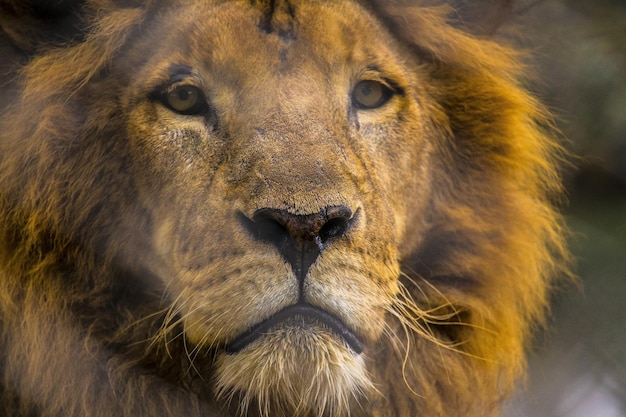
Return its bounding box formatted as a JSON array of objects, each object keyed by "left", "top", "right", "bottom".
[{"left": 238, "top": 205, "right": 360, "bottom": 280}]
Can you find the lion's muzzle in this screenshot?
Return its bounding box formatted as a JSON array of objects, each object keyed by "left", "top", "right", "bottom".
[{"left": 230, "top": 206, "right": 364, "bottom": 354}]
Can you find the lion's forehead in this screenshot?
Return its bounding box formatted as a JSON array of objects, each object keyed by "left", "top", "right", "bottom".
[{"left": 140, "top": 0, "right": 405, "bottom": 98}]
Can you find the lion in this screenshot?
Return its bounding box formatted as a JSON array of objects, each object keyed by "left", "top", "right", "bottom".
[{"left": 0, "top": 0, "right": 568, "bottom": 416}]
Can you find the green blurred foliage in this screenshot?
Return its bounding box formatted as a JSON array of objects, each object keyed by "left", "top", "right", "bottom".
[
  {"left": 519, "top": 0, "right": 626, "bottom": 189},
  {"left": 505, "top": 2, "right": 626, "bottom": 415}
]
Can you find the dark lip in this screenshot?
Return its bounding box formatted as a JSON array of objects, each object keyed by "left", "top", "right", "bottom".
[{"left": 224, "top": 304, "right": 364, "bottom": 355}]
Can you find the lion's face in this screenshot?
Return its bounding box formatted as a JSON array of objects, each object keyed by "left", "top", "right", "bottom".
[{"left": 115, "top": 1, "right": 430, "bottom": 414}]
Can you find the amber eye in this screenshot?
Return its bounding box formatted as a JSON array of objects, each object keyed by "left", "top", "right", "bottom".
[
  {"left": 162, "top": 85, "right": 208, "bottom": 115},
  {"left": 351, "top": 80, "right": 394, "bottom": 110}
]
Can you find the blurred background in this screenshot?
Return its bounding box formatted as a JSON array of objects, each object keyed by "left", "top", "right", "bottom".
[{"left": 503, "top": 0, "right": 626, "bottom": 416}]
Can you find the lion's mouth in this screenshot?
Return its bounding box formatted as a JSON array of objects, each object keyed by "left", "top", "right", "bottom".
[{"left": 225, "top": 304, "right": 364, "bottom": 354}]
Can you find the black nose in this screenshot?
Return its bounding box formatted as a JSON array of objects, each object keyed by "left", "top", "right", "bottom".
[{"left": 239, "top": 206, "right": 357, "bottom": 281}]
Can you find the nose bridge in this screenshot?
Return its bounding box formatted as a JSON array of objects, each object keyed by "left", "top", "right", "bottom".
[
  {"left": 229, "top": 114, "right": 358, "bottom": 215},
  {"left": 256, "top": 115, "right": 345, "bottom": 186}
]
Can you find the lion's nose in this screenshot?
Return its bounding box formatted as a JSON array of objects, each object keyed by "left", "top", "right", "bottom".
[
  {"left": 254, "top": 206, "right": 354, "bottom": 244},
  {"left": 239, "top": 206, "right": 358, "bottom": 281}
]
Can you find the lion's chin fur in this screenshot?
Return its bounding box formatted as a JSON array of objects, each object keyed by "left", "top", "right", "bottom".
[{"left": 214, "top": 325, "right": 373, "bottom": 417}]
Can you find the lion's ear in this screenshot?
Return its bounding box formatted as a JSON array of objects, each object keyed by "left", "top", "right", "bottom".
[{"left": 0, "top": 0, "right": 87, "bottom": 53}]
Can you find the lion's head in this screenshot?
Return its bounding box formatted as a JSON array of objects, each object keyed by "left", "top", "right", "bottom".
[{"left": 0, "top": 1, "right": 568, "bottom": 416}]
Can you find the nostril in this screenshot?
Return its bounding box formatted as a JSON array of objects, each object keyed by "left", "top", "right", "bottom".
[
  {"left": 318, "top": 217, "right": 350, "bottom": 245},
  {"left": 254, "top": 216, "right": 290, "bottom": 246},
  {"left": 238, "top": 210, "right": 291, "bottom": 251}
]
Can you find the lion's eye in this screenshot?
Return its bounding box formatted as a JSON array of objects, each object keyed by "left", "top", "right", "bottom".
[
  {"left": 351, "top": 80, "right": 394, "bottom": 110},
  {"left": 162, "top": 85, "right": 208, "bottom": 115}
]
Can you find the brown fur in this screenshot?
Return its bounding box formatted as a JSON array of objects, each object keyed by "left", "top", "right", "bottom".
[{"left": 0, "top": 1, "right": 568, "bottom": 416}]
